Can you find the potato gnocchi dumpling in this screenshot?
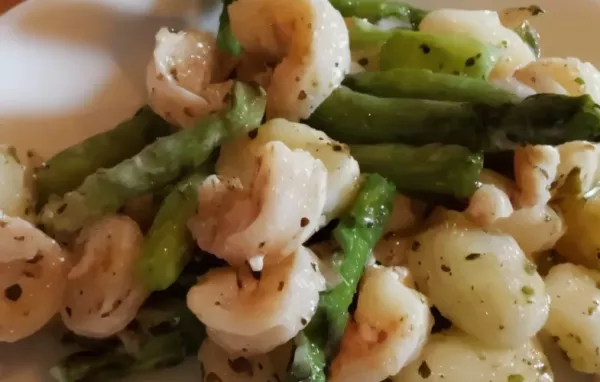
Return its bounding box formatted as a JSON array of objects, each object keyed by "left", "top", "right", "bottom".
[
  {"left": 408, "top": 212, "right": 549, "bottom": 347},
  {"left": 394, "top": 330, "right": 553, "bottom": 382},
  {"left": 545, "top": 263, "right": 600, "bottom": 374}
]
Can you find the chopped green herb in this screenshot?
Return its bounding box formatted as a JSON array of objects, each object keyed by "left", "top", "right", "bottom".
[
  {"left": 521, "top": 286, "right": 535, "bottom": 296},
  {"left": 508, "top": 374, "right": 524, "bottom": 382},
  {"left": 524, "top": 261, "right": 537, "bottom": 275},
  {"left": 575, "top": 77, "right": 586, "bottom": 85},
  {"left": 465, "top": 253, "right": 481, "bottom": 261},
  {"left": 418, "top": 360, "right": 432, "bottom": 378}
]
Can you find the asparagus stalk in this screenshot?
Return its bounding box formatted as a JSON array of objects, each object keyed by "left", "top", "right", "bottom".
[
  {"left": 289, "top": 173, "right": 395, "bottom": 381},
  {"left": 344, "top": 69, "right": 518, "bottom": 104},
  {"left": 50, "top": 299, "right": 205, "bottom": 382},
  {"left": 216, "top": 0, "right": 243, "bottom": 56},
  {"left": 330, "top": 0, "right": 426, "bottom": 29},
  {"left": 307, "top": 87, "right": 600, "bottom": 151},
  {"left": 379, "top": 30, "right": 500, "bottom": 79},
  {"left": 137, "top": 171, "right": 210, "bottom": 292},
  {"left": 34, "top": 107, "right": 172, "bottom": 208},
  {"left": 350, "top": 143, "right": 483, "bottom": 199},
  {"left": 39, "top": 82, "right": 266, "bottom": 236}
]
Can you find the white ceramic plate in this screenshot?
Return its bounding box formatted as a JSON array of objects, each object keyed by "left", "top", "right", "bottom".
[{"left": 0, "top": 0, "right": 598, "bottom": 381}]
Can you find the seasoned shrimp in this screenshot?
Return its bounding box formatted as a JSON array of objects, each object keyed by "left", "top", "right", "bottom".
[
  {"left": 329, "top": 266, "right": 432, "bottom": 382},
  {"left": 227, "top": 0, "right": 350, "bottom": 121},
  {"left": 217, "top": 118, "right": 359, "bottom": 222},
  {"left": 545, "top": 263, "right": 600, "bottom": 374},
  {"left": 554, "top": 141, "right": 600, "bottom": 196},
  {"left": 408, "top": 212, "right": 549, "bottom": 348},
  {"left": 493, "top": 204, "right": 565, "bottom": 256},
  {"left": 466, "top": 184, "right": 514, "bottom": 227},
  {"left": 419, "top": 9, "right": 535, "bottom": 79},
  {"left": 147, "top": 27, "right": 234, "bottom": 128},
  {"left": 395, "top": 330, "right": 553, "bottom": 382},
  {"left": 189, "top": 141, "right": 327, "bottom": 268},
  {"left": 515, "top": 57, "right": 600, "bottom": 104},
  {"left": 61, "top": 215, "right": 148, "bottom": 338},
  {"left": 0, "top": 215, "right": 68, "bottom": 342},
  {"left": 199, "top": 338, "right": 278, "bottom": 382},
  {"left": 187, "top": 246, "right": 325, "bottom": 355},
  {"left": 514, "top": 144, "right": 560, "bottom": 207}
]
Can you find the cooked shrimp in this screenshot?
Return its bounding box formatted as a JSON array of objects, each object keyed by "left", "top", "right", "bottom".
[
  {"left": 419, "top": 9, "right": 535, "bottom": 79},
  {"left": 217, "top": 118, "right": 359, "bottom": 222},
  {"left": 466, "top": 184, "right": 514, "bottom": 227},
  {"left": 199, "top": 337, "right": 278, "bottom": 382},
  {"left": 329, "top": 266, "right": 432, "bottom": 382},
  {"left": 146, "top": 27, "right": 234, "bottom": 128},
  {"left": 227, "top": 0, "right": 350, "bottom": 121},
  {"left": 61, "top": 215, "right": 148, "bottom": 338},
  {"left": 514, "top": 144, "right": 560, "bottom": 207},
  {"left": 492, "top": 204, "right": 565, "bottom": 256},
  {"left": 0, "top": 215, "right": 68, "bottom": 342},
  {"left": 555, "top": 141, "right": 600, "bottom": 196},
  {"left": 372, "top": 194, "right": 427, "bottom": 266},
  {"left": 189, "top": 141, "right": 327, "bottom": 268},
  {"left": 394, "top": 330, "right": 553, "bottom": 382},
  {"left": 514, "top": 57, "right": 600, "bottom": 104},
  {"left": 187, "top": 246, "right": 325, "bottom": 355},
  {"left": 408, "top": 212, "right": 549, "bottom": 348},
  {"left": 545, "top": 263, "right": 600, "bottom": 374},
  {"left": 490, "top": 77, "right": 536, "bottom": 98}
]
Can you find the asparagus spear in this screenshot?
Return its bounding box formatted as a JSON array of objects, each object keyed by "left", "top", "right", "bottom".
[
  {"left": 34, "top": 107, "right": 172, "bottom": 208},
  {"left": 344, "top": 69, "right": 518, "bottom": 104},
  {"left": 216, "top": 0, "right": 243, "bottom": 56},
  {"left": 307, "top": 87, "right": 600, "bottom": 151},
  {"left": 137, "top": 171, "right": 210, "bottom": 292},
  {"left": 39, "top": 82, "right": 266, "bottom": 236},
  {"left": 330, "top": 0, "right": 426, "bottom": 29},
  {"left": 350, "top": 143, "right": 483, "bottom": 199},
  {"left": 379, "top": 30, "right": 500, "bottom": 79},
  {"left": 289, "top": 173, "right": 395, "bottom": 381},
  {"left": 50, "top": 299, "right": 205, "bottom": 382}
]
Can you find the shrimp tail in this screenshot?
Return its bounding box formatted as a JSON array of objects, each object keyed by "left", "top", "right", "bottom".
[{"left": 289, "top": 173, "right": 395, "bottom": 381}]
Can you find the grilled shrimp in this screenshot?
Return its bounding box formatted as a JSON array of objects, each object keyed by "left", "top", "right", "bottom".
[
  {"left": 189, "top": 141, "right": 327, "bottom": 268},
  {"left": 545, "top": 263, "right": 600, "bottom": 374},
  {"left": 199, "top": 338, "right": 278, "bottom": 382},
  {"left": 394, "top": 330, "right": 553, "bottom": 382},
  {"left": 146, "top": 27, "right": 234, "bottom": 128},
  {"left": 408, "top": 212, "right": 549, "bottom": 348},
  {"left": 187, "top": 246, "right": 325, "bottom": 355},
  {"left": 217, "top": 118, "right": 359, "bottom": 222},
  {"left": 0, "top": 215, "right": 68, "bottom": 342},
  {"left": 329, "top": 266, "right": 432, "bottom": 382},
  {"left": 419, "top": 9, "right": 535, "bottom": 79},
  {"left": 227, "top": 0, "right": 350, "bottom": 121},
  {"left": 61, "top": 215, "right": 148, "bottom": 338},
  {"left": 515, "top": 57, "right": 600, "bottom": 104}
]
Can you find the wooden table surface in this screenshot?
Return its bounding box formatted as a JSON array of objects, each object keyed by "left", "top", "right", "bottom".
[{"left": 1, "top": 0, "right": 23, "bottom": 14}]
